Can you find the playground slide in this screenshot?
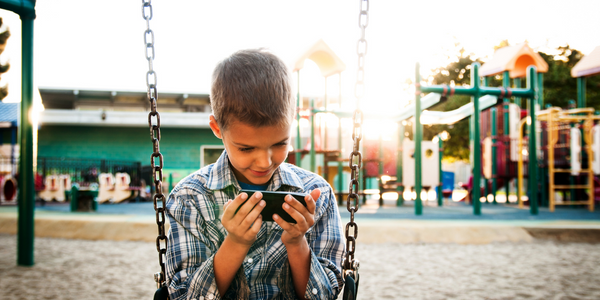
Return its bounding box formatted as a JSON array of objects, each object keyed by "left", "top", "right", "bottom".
[
  {"left": 420, "top": 95, "right": 498, "bottom": 125},
  {"left": 395, "top": 93, "right": 442, "bottom": 121}
]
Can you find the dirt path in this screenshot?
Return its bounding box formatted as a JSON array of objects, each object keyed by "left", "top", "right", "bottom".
[{"left": 2, "top": 234, "right": 599, "bottom": 300}]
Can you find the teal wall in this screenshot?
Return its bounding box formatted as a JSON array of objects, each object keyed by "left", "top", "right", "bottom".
[{"left": 37, "top": 125, "right": 222, "bottom": 176}]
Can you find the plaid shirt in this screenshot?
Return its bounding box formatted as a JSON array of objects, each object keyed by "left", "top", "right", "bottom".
[{"left": 165, "top": 150, "right": 345, "bottom": 300}]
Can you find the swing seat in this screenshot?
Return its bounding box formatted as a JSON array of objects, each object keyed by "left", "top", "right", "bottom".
[
  {"left": 38, "top": 175, "right": 69, "bottom": 202},
  {"left": 97, "top": 173, "right": 116, "bottom": 203},
  {"left": 111, "top": 172, "right": 137, "bottom": 203},
  {"left": 0, "top": 175, "right": 17, "bottom": 202},
  {"left": 343, "top": 273, "right": 359, "bottom": 300}
]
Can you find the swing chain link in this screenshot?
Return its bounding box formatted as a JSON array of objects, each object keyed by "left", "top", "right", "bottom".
[
  {"left": 343, "top": 0, "right": 368, "bottom": 278},
  {"left": 142, "top": 0, "right": 168, "bottom": 294}
]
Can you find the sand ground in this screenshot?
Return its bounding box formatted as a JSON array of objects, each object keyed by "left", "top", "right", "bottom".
[{"left": 1, "top": 234, "right": 600, "bottom": 300}]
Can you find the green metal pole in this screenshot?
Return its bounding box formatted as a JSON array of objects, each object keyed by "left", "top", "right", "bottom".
[
  {"left": 577, "top": 77, "right": 586, "bottom": 108},
  {"left": 437, "top": 137, "right": 443, "bottom": 207},
  {"left": 527, "top": 66, "right": 539, "bottom": 215},
  {"left": 472, "top": 63, "right": 482, "bottom": 215},
  {"left": 539, "top": 73, "right": 547, "bottom": 207},
  {"left": 491, "top": 108, "right": 498, "bottom": 204},
  {"left": 17, "top": 14, "right": 35, "bottom": 267},
  {"left": 514, "top": 78, "right": 522, "bottom": 108},
  {"left": 397, "top": 122, "right": 404, "bottom": 206},
  {"left": 337, "top": 116, "right": 343, "bottom": 205},
  {"left": 415, "top": 63, "right": 423, "bottom": 215},
  {"left": 324, "top": 77, "right": 328, "bottom": 151},
  {"left": 169, "top": 173, "right": 173, "bottom": 193},
  {"left": 503, "top": 71, "right": 512, "bottom": 203},
  {"left": 482, "top": 76, "right": 490, "bottom": 204},
  {"left": 310, "top": 98, "right": 315, "bottom": 173},
  {"left": 337, "top": 73, "right": 343, "bottom": 205},
  {"left": 295, "top": 71, "right": 301, "bottom": 167},
  {"left": 378, "top": 133, "right": 384, "bottom": 206}
]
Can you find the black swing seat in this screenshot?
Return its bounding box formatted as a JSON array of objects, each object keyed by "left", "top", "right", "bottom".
[
  {"left": 342, "top": 273, "right": 360, "bottom": 300},
  {"left": 154, "top": 285, "right": 169, "bottom": 300}
]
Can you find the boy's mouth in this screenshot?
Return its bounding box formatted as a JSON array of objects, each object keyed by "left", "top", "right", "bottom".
[{"left": 250, "top": 169, "right": 271, "bottom": 177}]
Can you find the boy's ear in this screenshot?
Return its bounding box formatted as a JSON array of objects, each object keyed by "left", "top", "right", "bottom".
[{"left": 209, "top": 115, "right": 223, "bottom": 139}]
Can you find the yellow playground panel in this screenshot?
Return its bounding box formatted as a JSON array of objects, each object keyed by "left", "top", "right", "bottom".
[{"left": 527, "top": 108, "right": 600, "bottom": 212}]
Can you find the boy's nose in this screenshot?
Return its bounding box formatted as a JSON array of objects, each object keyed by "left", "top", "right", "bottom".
[{"left": 255, "top": 150, "right": 273, "bottom": 169}]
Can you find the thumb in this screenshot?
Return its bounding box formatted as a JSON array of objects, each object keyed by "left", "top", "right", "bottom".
[{"left": 309, "top": 188, "right": 321, "bottom": 202}]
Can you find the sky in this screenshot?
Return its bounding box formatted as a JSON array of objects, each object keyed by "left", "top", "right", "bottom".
[{"left": 0, "top": 0, "right": 599, "bottom": 111}]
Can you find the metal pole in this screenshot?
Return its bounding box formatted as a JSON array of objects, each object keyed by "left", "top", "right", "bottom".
[
  {"left": 397, "top": 122, "right": 404, "bottom": 206},
  {"left": 539, "top": 73, "right": 547, "bottom": 207},
  {"left": 482, "top": 76, "right": 490, "bottom": 204},
  {"left": 514, "top": 78, "right": 522, "bottom": 108},
  {"left": 577, "top": 77, "right": 586, "bottom": 108},
  {"left": 491, "top": 108, "right": 498, "bottom": 204},
  {"left": 17, "top": 14, "right": 35, "bottom": 267},
  {"left": 310, "top": 98, "right": 316, "bottom": 173},
  {"left": 378, "top": 133, "right": 384, "bottom": 207},
  {"left": 527, "top": 66, "right": 539, "bottom": 215},
  {"left": 415, "top": 63, "right": 423, "bottom": 215},
  {"left": 295, "top": 71, "right": 301, "bottom": 167},
  {"left": 437, "top": 137, "right": 443, "bottom": 207},
  {"left": 502, "top": 71, "right": 511, "bottom": 203},
  {"left": 337, "top": 73, "right": 343, "bottom": 205},
  {"left": 324, "top": 76, "right": 328, "bottom": 151},
  {"left": 472, "top": 63, "right": 482, "bottom": 215}
]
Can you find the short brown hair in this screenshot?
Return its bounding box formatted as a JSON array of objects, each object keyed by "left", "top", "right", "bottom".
[{"left": 210, "top": 49, "right": 294, "bottom": 130}]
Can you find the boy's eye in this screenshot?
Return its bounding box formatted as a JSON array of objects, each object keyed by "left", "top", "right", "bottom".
[{"left": 239, "top": 147, "right": 253, "bottom": 152}]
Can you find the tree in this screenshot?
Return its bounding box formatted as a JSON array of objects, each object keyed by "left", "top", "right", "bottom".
[
  {"left": 420, "top": 48, "right": 481, "bottom": 161},
  {"left": 538, "top": 45, "right": 600, "bottom": 109},
  {"left": 0, "top": 17, "right": 10, "bottom": 101}
]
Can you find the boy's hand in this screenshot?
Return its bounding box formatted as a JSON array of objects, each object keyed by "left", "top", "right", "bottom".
[
  {"left": 222, "top": 192, "right": 266, "bottom": 247},
  {"left": 274, "top": 189, "right": 319, "bottom": 246}
]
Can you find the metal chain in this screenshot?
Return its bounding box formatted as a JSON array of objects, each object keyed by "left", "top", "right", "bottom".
[
  {"left": 343, "top": 0, "right": 368, "bottom": 277},
  {"left": 142, "top": 0, "right": 168, "bottom": 292}
]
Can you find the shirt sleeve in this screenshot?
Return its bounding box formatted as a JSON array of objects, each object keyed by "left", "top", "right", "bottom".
[
  {"left": 165, "top": 186, "right": 250, "bottom": 300},
  {"left": 302, "top": 186, "right": 346, "bottom": 299}
]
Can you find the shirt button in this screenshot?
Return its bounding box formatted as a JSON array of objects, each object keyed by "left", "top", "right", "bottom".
[
  {"left": 312, "top": 288, "right": 318, "bottom": 295},
  {"left": 248, "top": 258, "right": 253, "bottom": 264},
  {"left": 199, "top": 297, "right": 204, "bottom": 300},
  {"left": 208, "top": 294, "right": 214, "bottom": 300}
]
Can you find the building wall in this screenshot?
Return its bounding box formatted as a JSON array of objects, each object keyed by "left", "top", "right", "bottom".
[{"left": 37, "top": 125, "right": 222, "bottom": 179}]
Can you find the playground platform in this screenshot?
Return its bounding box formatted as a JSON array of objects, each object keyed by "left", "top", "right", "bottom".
[{"left": 1, "top": 199, "right": 600, "bottom": 244}]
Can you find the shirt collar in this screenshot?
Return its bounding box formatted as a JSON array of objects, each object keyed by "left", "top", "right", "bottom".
[
  {"left": 207, "top": 150, "right": 239, "bottom": 191},
  {"left": 207, "top": 150, "right": 305, "bottom": 192}
]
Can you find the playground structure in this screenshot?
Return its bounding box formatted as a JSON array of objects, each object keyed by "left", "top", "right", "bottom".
[
  {"left": 290, "top": 40, "right": 513, "bottom": 215},
  {"left": 527, "top": 107, "right": 600, "bottom": 211},
  {"left": 475, "top": 44, "right": 600, "bottom": 214}
]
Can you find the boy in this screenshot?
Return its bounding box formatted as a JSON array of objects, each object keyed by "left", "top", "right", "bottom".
[{"left": 165, "top": 49, "right": 345, "bottom": 300}]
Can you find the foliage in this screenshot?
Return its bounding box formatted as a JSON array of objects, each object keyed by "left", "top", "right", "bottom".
[
  {"left": 0, "top": 17, "right": 10, "bottom": 101},
  {"left": 420, "top": 49, "right": 480, "bottom": 161},
  {"left": 538, "top": 45, "right": 600, "bottom": 109}
]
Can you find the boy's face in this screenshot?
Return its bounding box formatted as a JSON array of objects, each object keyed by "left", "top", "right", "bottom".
[{"left": 209, "top": 116, "right": 290, "bottom": 185}]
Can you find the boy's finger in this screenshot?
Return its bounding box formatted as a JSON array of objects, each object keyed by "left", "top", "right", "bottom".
[
  {"left": 282, "top": 201, "right": 307, "bottom": 227},
  {"left": 305, "top": 188, "right": 320, "bottom": 214},
  {"left": 223, "top": 194, "right": 247, "bottom": 220},
  {"left": 233, "top": 192, "right": 263, "bottom": 223},
  {"left": 240, "top": 200, "right": 266, "bottom": 229},
  {"left": 248, "top": 214, "right": 263, "bottom": 236},
  {"left": 272, "top": 214, "right": 294, "bottom": 231}
]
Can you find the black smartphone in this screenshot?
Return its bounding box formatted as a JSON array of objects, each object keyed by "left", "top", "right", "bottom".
[{"left": 238, "top": 190, "right": 307, "bottom": 223}]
